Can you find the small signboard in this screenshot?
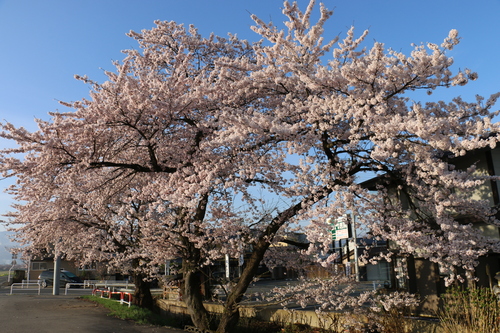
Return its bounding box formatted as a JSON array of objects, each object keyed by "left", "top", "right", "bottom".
[{"left": 328, "top": 216, "right": 350, "bottom": 240}]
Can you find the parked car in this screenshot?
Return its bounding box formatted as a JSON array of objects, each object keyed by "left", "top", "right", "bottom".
[{"left": 38, "top": 269, "right": 83, "bottom": 288}]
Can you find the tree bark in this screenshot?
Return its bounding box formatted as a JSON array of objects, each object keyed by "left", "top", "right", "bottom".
[
  {"left": 132, "top": 271, "right": 154, "bottom": 309},
  {"left": 182, "top": 193, "right": 211, "bottom": 330},
  {"left": 184, "top": 268, "right": 210, "bottom": 330}
]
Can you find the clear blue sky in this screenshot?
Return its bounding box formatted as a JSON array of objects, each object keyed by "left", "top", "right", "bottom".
[{"left": 1, "top": 0, "right": 499, "bottom": 233}]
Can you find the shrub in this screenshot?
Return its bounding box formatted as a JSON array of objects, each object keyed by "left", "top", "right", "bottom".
[{"left": 438, "top": 285, "right": 500, "bottom": 333}]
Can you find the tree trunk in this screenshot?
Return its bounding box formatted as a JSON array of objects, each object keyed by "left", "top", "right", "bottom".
[
  {"left": 132, "top": 271, "right": 154, "bottom": 309},
  {"left": 216, "top": 244, "right": 266, "bottom": 332},
  {"left": 184, "top": 269, "right": 210, "bottom": 330},
  {"left": 181, "top": 193, "right": 211, "bottom": 330},
  {"left": 217, "top": 200, "right": 309, "bottom": 333}
]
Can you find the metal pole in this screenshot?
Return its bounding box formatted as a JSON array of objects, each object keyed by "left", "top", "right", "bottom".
[
  {"left": 225, "top": 254, "right": 230, "bottom": 280},
  {"left": 165, "top": 260, "right": 170, "bottom": 276},
  {"left": 7, "top": 265, "right": 13, "bottom": 283},
  {"left": 239, "top": 254, "right": 244, "bottom": 277},
  {"left": 351, "top": 214, "right": 360, "bottom": 282},
  {"left": 53, "top": 254, "right": 61, "bottom": 295},
  {"left": 8, "top": 253, "right": 17, "bottom": 283},
  {"left": 345, "top": 238, "right": 350, "bottom": 275},
  {"left": 27, "top": 256, "right": 31, "bottom": 282}
]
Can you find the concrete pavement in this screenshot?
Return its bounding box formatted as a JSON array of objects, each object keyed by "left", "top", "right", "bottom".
[{"left": 0, "top": 292, "right": 184, "bottom": 333}]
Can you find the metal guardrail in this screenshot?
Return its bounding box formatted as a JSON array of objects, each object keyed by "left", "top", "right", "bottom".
[
  {"left": 64, "top": 283, "right": 94, "bottom": 295},
  {"left": 20, "top": 280, "right": 42, "bottom": 288},
  {"left": 84, "top": 280, "right": 133, "bottom": 291},
  {"left": 8, "top": 279, "right": 135, "bottom": 296},
  {"left": 10, "top": 282, "right": 41, "bottom": 295}
]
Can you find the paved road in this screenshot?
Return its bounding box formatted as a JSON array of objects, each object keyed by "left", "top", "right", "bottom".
[{"left": 0, "top": 292, "right": 184, "bottom": 333}]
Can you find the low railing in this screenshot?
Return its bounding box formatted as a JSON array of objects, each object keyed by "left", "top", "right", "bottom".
[
  {"left": 64, "top": 282, "right": 93, "bottom": 295},
  {"left": 84, "top": 280, "right": 132, "bottom": 291},
  {"left": 20, "top": 279, "right": 42, "bottom": 288},
  {"left": 92, "top": 288, "right": 133, "bottom": 307},
  {"left": 10, "top": 282, "right": 41, "bottom": 295},
  {"left": 120, "top": 291, "right": 133, "bottom": 307}
]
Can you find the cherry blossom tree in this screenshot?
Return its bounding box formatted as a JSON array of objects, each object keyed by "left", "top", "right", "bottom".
[
  {"left": 0, "top": 20, "right": 271, "bottom": 326},
  {"left": 240, "top": 0, "right": 500, "bottom": 308},
  {"left": 2, "top": 1, "right": 500, "bottom": 332},
  {"left": 216, "top": 0, "right": 500, "bottom": 330},
  {"left": 0, "top": 17, "right": 303, "bottom": 330}
]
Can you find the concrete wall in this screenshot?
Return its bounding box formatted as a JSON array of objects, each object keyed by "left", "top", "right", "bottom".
[
  {"left": 157, "top": 299, "right": 347, "bottom": 330},
  {"left": 156, "top": 298, "right": 440, "bottom": 332},
  {"left": 413, "top": 259, "right": 441, "bottom": 315}
]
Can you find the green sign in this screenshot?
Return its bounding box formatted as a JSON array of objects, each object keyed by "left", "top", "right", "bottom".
[{"left": 328, "top": 217, "right": 349, "bottom": 240}]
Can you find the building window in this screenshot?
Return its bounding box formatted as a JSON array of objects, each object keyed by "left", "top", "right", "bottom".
[{"left": 32, "top": 262, "right": 48, "bottom": 270}]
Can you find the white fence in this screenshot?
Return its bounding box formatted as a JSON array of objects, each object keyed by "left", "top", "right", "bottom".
[
  {"left": 83, "top": 280, "right": 133, "bottom": 291},
  {"left": 64, "top": 283, "right": 94, "bottom": 295},
  {"left": 8, "top": 279, "right": 134, "bottom": 295},
  {"left": 21, "top": 279, "right": 42, "bottom": 288},
  {"left": 10, "top": 282, "right": 41, "bottom": 295}
]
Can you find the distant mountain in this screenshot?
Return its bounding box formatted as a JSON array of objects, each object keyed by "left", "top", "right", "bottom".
[{"left": 0, "top": 231, "right": 19, "bottom": 265}]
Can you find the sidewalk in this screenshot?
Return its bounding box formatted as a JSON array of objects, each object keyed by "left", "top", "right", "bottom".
[{"left": 0, "top": 292, "right": 183, "bottom": 333}]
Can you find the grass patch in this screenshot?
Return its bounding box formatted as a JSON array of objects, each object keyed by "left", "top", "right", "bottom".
[{"left": 80, "top": 295, "right": 188, "bottom": 327}]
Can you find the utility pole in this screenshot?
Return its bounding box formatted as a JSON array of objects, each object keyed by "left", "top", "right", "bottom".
[
  {"left": 27, "top": 254, "right": 31, "bottom": 282},
  {"left": 53, "top": 254, "right": 61, "bottom": 295}
]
